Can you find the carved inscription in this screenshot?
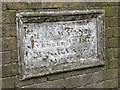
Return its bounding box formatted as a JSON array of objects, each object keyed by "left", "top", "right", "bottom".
[
  {"left": 23, "top": 18, "right": 97, "bottom": 73},
  {"left": 17, "top": 10, "right": 105, "bottom": 79}
]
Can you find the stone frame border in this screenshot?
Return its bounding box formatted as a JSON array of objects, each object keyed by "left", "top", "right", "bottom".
[{"left": 16, "top": 10, "right": 105, "bottom": 80}]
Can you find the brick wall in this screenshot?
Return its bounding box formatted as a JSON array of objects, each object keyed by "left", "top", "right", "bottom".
[{"left": 1, "top": 2, "right": 120, "bottom": 88}]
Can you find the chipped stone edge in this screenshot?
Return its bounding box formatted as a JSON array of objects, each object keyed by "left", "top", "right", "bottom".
[
  {"left": 16, "top": 9, "right": 105, "bottom": 80},
  {"left": 16, "top": 9, "right": 105, "bottom": 17}
]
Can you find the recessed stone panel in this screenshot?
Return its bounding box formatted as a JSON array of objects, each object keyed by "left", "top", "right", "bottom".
[{"left": 17, "top": 10, "right": 105, "bottom": 80}]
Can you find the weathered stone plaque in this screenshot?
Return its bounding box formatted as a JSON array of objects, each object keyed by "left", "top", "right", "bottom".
[{"left": 17, "top": 10, "right": 105, "bottom": 80}]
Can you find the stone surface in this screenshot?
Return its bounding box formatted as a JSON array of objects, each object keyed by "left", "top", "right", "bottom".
[
  {"left": 0, "top": 38, "right": 2, "bottom": 52},
  {"left": 1, "top": 2, "right": 119, "bottom": 89},
  {"left": 47, "top": 71, "right": 72, "bottom": 81},
  {"left": 104, "top": 79, "right": 118, "bottom": 88},
  {"left": 2, "top": 51, "right": 11, "bottom": 64},
  {"left": 113, "top": 27, "right": 119, "bottom": 38},
  {"left": 92, "top": 71, "right": 104, "bottom": 83},
  {"left": 106, "top": 49, "right": 114, "bottom": 60},
  {"left": 85, "top": 84, "right": 93, "bottom": 88},
  {"left": 82, "top": 73, "right": 93, "bottom": 85},
  {"left": 2, "top": 63, "right": 18, "bottom": 78},
  {"left": 22, "top": 83, "right": 45, "bottom": 88},
  {"left": 114, "top": 48, "right": 119, "bottom": 58},
  {"left": 45, "top": 79, "right": 65, "bottom": 88},
  {"left": 2, "top": 24, "right": 16, "bottom": 38},
  {"left": 107, "top": 2, "right": 119, "bottom": 6},
  {"left": 19, "top": 76, "right": 47, "bottom": 87},
  {"left": 23, "top": 20, "right": 98, "bottom": 63},
  {"left": 2, "top": 37, "right": 17, "bottom": 51},
  {"left": 104, "top": 17, "right": 110, "bottom": 28},
  {"left": 104, "top": 68, "right": 118, "bottom": 80},
  {"left": 11, "top": 51, "right": 18, "bottom": 63},
  {"left": 109, "top": 18, "right": 118, "bottom": 27},
  {"left": 2, "top": 11, "right": 16, "bottom": 24},
  {"left": 109, "top": 58, "right": 118, "bottom": 69},
  {"left": 5, "top": 2, "right": 28, "bottom": 10},
  {"left": 105, "top": 28, "right": 113, "bottom": 38},
  {"left": 23, "top": 79, "right": 65, "bottom": 88},
  {"left": 92, "top": 81, "right": 104, "bottom": 88},
  {"left": 2, "top": 2, "right": 7, "bottom": 11},
  {"left": 17, "top": 10, "right": 104, "bottom": 79},
  {"left": 2, "top": 77, "right": 15, "bottom": 88},
  {"left": 107, "top": 38, "right": 119, "bottom": 48},
  {"left": 65, "top": 75, "right": 84, "bottom": 88},
  {"left": 105, "top": 6, "right": 118, "bottom": 17}
]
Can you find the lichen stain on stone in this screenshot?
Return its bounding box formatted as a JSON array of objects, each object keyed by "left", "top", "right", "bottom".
[
  {"left": 24, "top": 27, "right": 27, "bottom": 37},
  {"left": 31, "top": 29, "right": 33, "bottom": 32},
  {"left": 27, "top": 46, "right": 30, "bottom": 48},
  {"left": 30, "top": 36, "right": 34, "bottom": 49},
  {"left": 27, "top": 29, "right": 30, "bottom": 34},
  {"left": 26, "top": 51, "right": 28, "bottom": 56},
  {"left": 42, "top": 55, "right": 48, "bottom": 62},
  {"left": 64, "top": 27, "right": 72, "bottom": 30}
]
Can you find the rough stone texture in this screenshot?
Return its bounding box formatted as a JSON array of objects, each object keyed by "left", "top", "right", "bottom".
[
  {"left": 107, "top": 38, "right": 119, "bottom": 48},
  {"left": 104, "top": 6, "right": 118, "bottom": 17},
  {"left": 5, "top": 2, "right": 29, "bottom": 10},
  {"left": 104, "top": 68, "right": 118, "bottom": 80},
  {"left": 2, "top": 51, "right": 11, "bottom": 64},
  {"left": 2, "top": 24, "right": 16, "bottom": 38},
  {"left": 104, "top": 17, "right": 110, "bottom": 28},
  {"left": 2, "top": 63, "right": 19, "bottom": 78},
  {"left": 105, "top": 28, "right": 113, "bottom": 38},
  {"left": 113, "top": 27, "right": 120, "bottom": 38},
  {"left": 82, "top": 73, "right": 93, "bottom": 85},
  {"left": 2, "top": 2, "right": 7, "bottom": 11},
  {"left": 109, "top": 17, "right": 119, "bottom": 27},
  {"left": 17, "top": 11, "right": 104, "bottom": 79},
  {"left": 1, "top": 2, "right": 120, "bottom": 88},
  {"left": 109, "top": 58, "right": 118, "bottom": 69},
  {"left": 2, "top": 37, "right": 17, "bottom": 51},
  {"left": 19, "top": 76, "right": 47, "bottom": 87},
  {"left": 2, "top": 50, "right": 18, "bottom": 65},
  {"left": 106, "top": 49, "right": 114, "bottom": 60},
  {"left": 47, "top": 71, "right": 72, "bottom": 81},
  {"left": 114, "top": 48, "right": 119, "bottom": 58},
  {"left": 65, "top": 75, "right": 84, "bottom": 88},
  {"left": 2, "top": 10, "right": 16, "bottom": 24},
  {"left": 92, "top": 71, "right": 104, "bottom": 83},
  {"left": 2, "top": 77, "right": 15, "bottom": 88},
  {"left": 45, "top": 79, "right": 65, "bottom": 88},
  {"left": 92, "top": 81, "right": 104, "bottom": 88},
  {"left": 104, "top": 79, "right": 118, "bottom": 88}
]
